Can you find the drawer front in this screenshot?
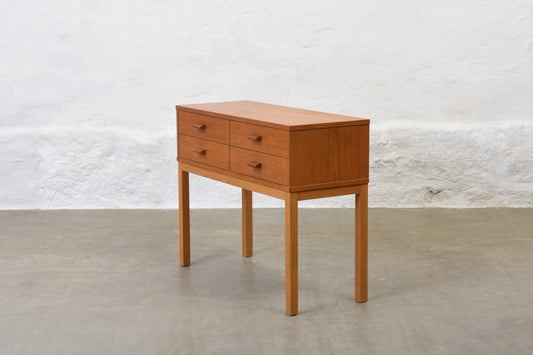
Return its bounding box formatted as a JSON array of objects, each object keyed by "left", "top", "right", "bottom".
[
  {"left": 230, "top": 121, "right": 288, "bottom": 157},
  {"left": 230, "top": 147, "right": 288, "bottom": 185},
  {"left": 179, "top": 135, "right": 229, "bottom": 170},
  {"left": 179, "top": 111, "right": 229, "bottom": 144}
]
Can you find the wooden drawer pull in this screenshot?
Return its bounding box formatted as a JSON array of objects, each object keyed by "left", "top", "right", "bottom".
[
  {"left": 192, "top": 123, "right": 206, "bottom": 129},
  {"left": 247, "top": 161, "right": 262, "bottom": 169},
  {"left": 193, "top": 148, "right": 206, "bottom": 155},
  {"left": 247, "top": 135, "right": 262, "bottom": 142}
]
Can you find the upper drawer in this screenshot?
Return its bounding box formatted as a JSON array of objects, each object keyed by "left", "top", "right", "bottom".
[
  {"left": 178, "top": 111, "right": 229, "bottom": 144},
  {"left": 230, "top": 121, "right": 288, "bottom": 158}
]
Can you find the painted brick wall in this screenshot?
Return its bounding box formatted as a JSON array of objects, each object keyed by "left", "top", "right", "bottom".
[{"left": 1, "top": 1, "right": 532, "bottom": 208}]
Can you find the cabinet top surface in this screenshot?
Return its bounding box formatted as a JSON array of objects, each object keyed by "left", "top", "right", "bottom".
[{"left": 176, "top": 101, "right": 370, "bottom": 130}]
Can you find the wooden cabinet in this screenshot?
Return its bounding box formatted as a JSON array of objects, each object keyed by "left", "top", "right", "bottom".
[
  {"left": 177, "top": 101, "right": 369, "bottom": 191},
  {"left": 176, "top": 101, "right": 369, "bottom": 316}
]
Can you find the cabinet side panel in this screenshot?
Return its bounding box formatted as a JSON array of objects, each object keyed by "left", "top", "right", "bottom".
[
  {"left": 334, "top": 125, "right": 369, "bottom": 181},
  {"left": 289, "top": 125, "right": 369, "bottom": 188},
  {"left": 177, "top": 110, "right": 180, "bottom": 160}
]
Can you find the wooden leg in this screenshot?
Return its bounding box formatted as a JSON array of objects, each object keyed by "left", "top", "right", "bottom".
[
  {"left": 355, "top": 184, "right": 368, "bottom": 302},
  {"left": 285, "top": 193, "right": 298, "bottom": 315},
  {"left": 242, "top": 189, "right": 253, "bottom": 257},
  {"left": 179, "top": 166, "right": 190, "bottom": 266}
]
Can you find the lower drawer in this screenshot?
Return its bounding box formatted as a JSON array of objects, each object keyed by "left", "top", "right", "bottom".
[
  {"left": 230, "top": 147, "right": 288, "bottom": 185},
  {"left": 179, "top": 135, "right": 229, "bottom": 170}
]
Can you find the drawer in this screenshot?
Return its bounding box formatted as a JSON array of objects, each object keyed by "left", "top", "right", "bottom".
[
  {"left": 179, "top": 111, "right": 229, "bottom": 144},
  {"left": 230, "top": 121, "right": 288, "bottom": 157},
  {"left": 179, "top": 135, "right": 229, "bottom": 170},
  {"left": 230, "top": 147, "right": 288, "bottom": 185}
]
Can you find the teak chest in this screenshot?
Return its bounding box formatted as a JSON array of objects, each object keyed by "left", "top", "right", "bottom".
[{"left": 176, "top": 100, "right": 369, "bottom": 315}]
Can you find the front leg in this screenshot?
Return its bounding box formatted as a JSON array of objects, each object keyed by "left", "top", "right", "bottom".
[
  {"left": 285, "top": 192, "right": 298, "bottom": 315},
  {"left": 179, "top": 166, "right": 190, "bottom": 266},
  {"left": 242, "top": 189, "right": 253, "bottom": 257},
  {"left": 355, "top": 184, "right": 368, "bottom": 302}
]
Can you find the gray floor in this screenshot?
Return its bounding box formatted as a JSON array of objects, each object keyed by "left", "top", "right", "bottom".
[{"left": 1, "top": 208, "right": 532, "bottom": 354}]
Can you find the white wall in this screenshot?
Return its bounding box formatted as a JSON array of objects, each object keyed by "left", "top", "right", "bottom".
[{"left": 1, "top": 0, "right": 532, "bottom": 209}]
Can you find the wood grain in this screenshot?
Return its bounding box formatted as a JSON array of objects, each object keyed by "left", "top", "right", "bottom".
[
  {"left": 296, "top": 185, "right": 361, "bottom": 201},
  {"left": 178, "top": 110, "right": 229, "bottom": 143},
  {"left": 289, "top": 178, "right": 369, "bottom": 192},
  {"left": 355, "top": 184, "right": 368, "bottom": 303},
  {"left": 177, "top": 103, "right": 369, "bottom": 192},
  {"left": 289, "top": 125, "right": 369, "bottom": 188},
  {"left": 177, "top": 101, "right": 370, "bottom": 131},
  {"left": 230, "top": 121, "right": 289, "bottom": 157},
  {"left": 242, "top": 189, "right": 253, "bottom": 257},
  {"left": 230, "top": 147, "right": 288, "bottom": 185},
  {"left": 178, "top": 135, "right": 229, "bottom": 170},
  {"left": 179, "top": 158, "right": 290, "bottom": 192},
  {"left": 285, "top": 192, "right": 298, "bottom": 316},
  {"left": 179, "top": 166, "right": 190, "bottom": 267},
  {"left": 179, "top": 162, "right": 287, "bottom": 200},
  {"left": 175, "top": 101, "right": 370, "bottom": 316}
]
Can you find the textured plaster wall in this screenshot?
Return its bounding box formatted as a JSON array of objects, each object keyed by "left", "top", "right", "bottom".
[{"left": 1, "top": 1, "right": 532, "bottom": 209}]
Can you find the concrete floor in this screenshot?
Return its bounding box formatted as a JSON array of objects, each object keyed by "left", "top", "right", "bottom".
[{"left": 1, "top": 208, "right": 532, "bottom": 354}]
